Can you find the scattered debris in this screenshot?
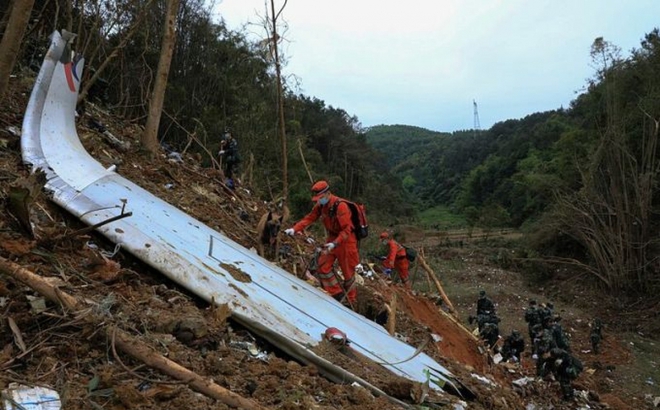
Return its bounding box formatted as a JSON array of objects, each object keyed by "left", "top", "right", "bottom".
[
  {"left": 493, "top": 352, "right": 503, "bottom": 364},
  {"left": 513, "top": 376, "right": 535, "bottom": 387},
  {"left": 229, "top": 340, "right": 269, "bottom": 361},
  {"left": 2, "top": 383, "right": 61, "bottom": 410},
  {"left": 471, "top": 373, "right": 497, "bottom": 387},
  {"left": 25, "top": 295, "right": 47, "bottom": 314},
  {"left": 6, "top": 126, "right": 20, "bottom": 136},
  {"left": 6, "top": 170, "right": 46, "bottom": 237}
]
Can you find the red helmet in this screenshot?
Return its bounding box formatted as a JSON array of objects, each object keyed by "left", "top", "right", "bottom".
[
  {"left": 311, "top": 180, "right": 330, "bottom": 201},
  {"left": 324, "top": 327, "right": 347, "bottom": 345},
  {"left": 379, "top": 231, "right": 390, "bottom": 240}
]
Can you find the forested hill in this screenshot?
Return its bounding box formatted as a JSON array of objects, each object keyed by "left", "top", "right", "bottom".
[
  {"left": 365, "top": 111, "right": 565, "bottom": 227},
  {"left": 366, "top": 124, "right": 488, "bottom": 208},
  {"left": 365, "top": 125, "right": 449, "bottom": 167}
]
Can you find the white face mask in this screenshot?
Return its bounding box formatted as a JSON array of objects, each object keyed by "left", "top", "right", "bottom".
[
  {"left": 382, "top": 240, "right": 388, "bottom": 246},
  {"left": 318, "top": 196, "right": 329, "bottom": 205}
]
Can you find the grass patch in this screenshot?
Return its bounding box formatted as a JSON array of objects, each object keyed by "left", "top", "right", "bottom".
[
  {"left": 408, "top": 256, "right": 466, "bottom": 294},
  {"left": 616, "top": 333, "right": 660, "bottom": 397},
  {"left": 432, "top": 257, "right": 467, "bottom": 272},
  {"left": 417, "top": 206, "right": 466, "bottom": 230}
]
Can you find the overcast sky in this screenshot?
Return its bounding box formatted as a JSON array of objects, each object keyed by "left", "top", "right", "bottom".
[{"left": 215, "top": 1, "right": 660, "bottom": 132}]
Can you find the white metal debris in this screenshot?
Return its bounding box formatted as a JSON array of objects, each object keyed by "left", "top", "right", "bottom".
[{"left": 2, "top": 383, "right": 61, "bottom": 410}]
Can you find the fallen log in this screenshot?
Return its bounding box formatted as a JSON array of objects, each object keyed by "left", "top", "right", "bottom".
[
  {"left": 436, "top": 305, "right": 480, "bottom": 343},
  {"left": 109, "top": 328, "right": 266, "bottom": 409},
  {"left": 386, "top": 293, "right": 397, "bottom": 336},
  {"left": 417, "top": 252, "right": 456, "bottom": 315},
  {"left": 0, "top": 256, "right": 267, "bottom": 410},
  {"left": 415, "top": 252, "right": 478, "bottom": 341}
]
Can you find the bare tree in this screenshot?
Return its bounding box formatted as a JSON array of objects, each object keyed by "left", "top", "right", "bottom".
[
  {"left": 555, "top": 38, "right": 660, "bottom": 293},
  {"left": 267, "top": 0, "right": 289, "bottom": 198},
  {"left": 77, "top": 0, "right": 156, "bottom": 105},
  {"left": 0, "top": 0, "right": 36, "bottom": 98},
  {"left": 142, "top": 0, "right": 181, "bottom": 155}
]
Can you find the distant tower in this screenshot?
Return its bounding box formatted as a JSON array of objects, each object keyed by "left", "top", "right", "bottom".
[{"left": 473, "top": 99, "right": 481, "bottom": 135}]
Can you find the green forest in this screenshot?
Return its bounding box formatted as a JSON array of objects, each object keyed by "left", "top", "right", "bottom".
[{"left": 2, "top": 1, "right": 660, "bottom": 296}]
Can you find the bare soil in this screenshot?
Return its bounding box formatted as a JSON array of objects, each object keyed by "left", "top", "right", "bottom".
[{"left": 0, "top": 72, "right": 658, "bottom": 409}]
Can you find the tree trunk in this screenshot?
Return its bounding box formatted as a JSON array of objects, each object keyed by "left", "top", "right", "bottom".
[
  {"left": 417, "top": 253, "right": 457, "bottom": 316},
  {"left": 385, "top": 293, "right": 397, "bottom": 336},
  {"left": 297, "top": 138, "right": 314, "bottom": 183},
  {"left": 270, "top": 0, "right": 288, "bottom": 199},
  {"left": 0, "top": 0, "right": 36, "bottom": 98},
  {"left": 141, "top": 0, "right": 180, "bottom": 155},
  {"left": 0, "top": 0, "right": 17, "bottom": 33}
]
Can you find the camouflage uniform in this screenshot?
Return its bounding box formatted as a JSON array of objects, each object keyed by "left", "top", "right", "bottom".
[
  {"left": 501, "top": 330, "right": 525, "bottom": 362},
  {"left": 550, "top": 316, "right": 570, "bottom": 350},
  {"left": 548, "top": 348, "right": 583, "bottom": 400},
  {"left": 474, "top": 311, "right": 500, "bottom": 332},
  {"left": 479, "top": 322, "right": 500, "bottom": 349},
  {"left": 477, "top": 290, "right": 496, "bottom": 316},
  {"left": 469, "top": 309, "right": 500, "bottom": 349},
  {"left": 524, "top": 300, "right": 541, "bottom": 341},
  {"left": 590, "top": 318, "right": 603, "bottom": 354},
  {"left": 532, "top": 325, "right": 557, "bottom": 377},
  {"left": 539, "top": 302, "right": 554, "bottom": 329},
  {"left": 219, "top": 131, "right": 240, "bottom": 182}
]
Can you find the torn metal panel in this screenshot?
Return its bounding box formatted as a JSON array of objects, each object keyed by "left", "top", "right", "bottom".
[{"left": 21, "top": 31, "right": 458, "bottom": 391}]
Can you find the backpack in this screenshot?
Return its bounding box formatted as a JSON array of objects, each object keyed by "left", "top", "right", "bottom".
[
  {"left": 330, "top": 200, "right": 369, "bottom": 240},
  {"left": 404, "top": 246, "right": 417, "bottom": 262}
]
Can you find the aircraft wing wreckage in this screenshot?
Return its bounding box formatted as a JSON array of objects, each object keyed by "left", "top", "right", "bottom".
[{"left": 22, "top": 31, "right": 462, "bottom": 399}]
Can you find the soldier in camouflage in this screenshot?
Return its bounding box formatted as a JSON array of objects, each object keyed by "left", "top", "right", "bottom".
[
  {"left": 548, "top": 347, "right": 583, "bottom": 400},
  {"left": 539, "top": 302, "right": 554, "bottom": 329},
  {"left": 469, "top": 310, "right": 500, "bottom": 332},
  {"left": 524, "top": 299, "right": 542, "bottom": 341},
  {"left": 532, "top": 324, "right": 557, "bottom": 377},
  {"left": 477, "top": 290, "right": 496, "bottom": 316},
  {"left": 479, "top": 321, "right": 500, "bottom": 349},
  {"left": 590, "top": 318, "right": 603, "bottom": 354},
  {"left": 501, "top": 329, "right": 525, "bottom": 362},
  {"left": 550, "top": 315, "right": 570, "bottom": 351}
]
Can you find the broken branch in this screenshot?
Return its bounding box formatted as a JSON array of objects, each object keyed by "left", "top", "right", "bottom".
[
  {"left": 386, "top": 293, "right": 397, "bottom": 336},
  {"left": 41, "top": 211, "right": 133, "bottom": 247},
  {"left": 417, "top": 252, "right": 456, "bottom": 315}
]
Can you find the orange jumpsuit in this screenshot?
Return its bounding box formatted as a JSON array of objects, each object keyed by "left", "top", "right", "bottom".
[
  {"left": 383, "top": 239, "right": 410, "bottom": 284},
  {"left": 293, "top": 195, "right": 359, "bottom": 304}
]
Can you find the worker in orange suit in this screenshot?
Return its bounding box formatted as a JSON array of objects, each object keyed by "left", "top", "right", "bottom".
[
  {"left": 284, "top": 180, "right": 359, "bottom": 306},
  {"left": 380, "top": 231, "right": 410, "bottom": 287}
]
